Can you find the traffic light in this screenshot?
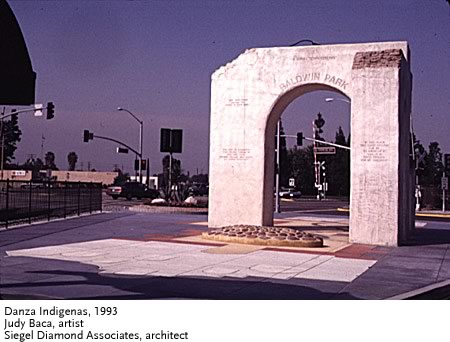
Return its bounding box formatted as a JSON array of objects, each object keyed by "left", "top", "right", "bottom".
[
  {"left": 296, "top": 132, "right": 303, "bottom": 146},
  {"left": 141, "top": 159, "right": 147, "bottom": 171},
  {"left": 445, "top": 154, "right": 450, "bottom": 175},
  {"left": 46, "top": 102, "right": 54, "bottom": 120},
  {"left": 116, "top": 147, "right": 129, "bottom": 154},
  {"left": 83, "top": 130, "right": 93, "bottom": 142}
]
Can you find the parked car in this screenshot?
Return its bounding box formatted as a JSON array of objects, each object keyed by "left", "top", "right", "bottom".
[
  {"left": 188, "top": 183, "right": 209, "bottom": 196},
  {"left": 278, "top": 187, "right": 302, "bottom": 199},
  {"left": 106, "top": 182, "right": 160, "bottom": 200}
]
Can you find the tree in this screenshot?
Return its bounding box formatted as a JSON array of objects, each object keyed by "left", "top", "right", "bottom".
[
  {"left": 287, "top": 144, "right": 315, "bottom": 195},
  {"left": 113, "top": 168, "right": 130, "bottom": 185},
  {"left": 0, "top": 113, "right": 22, "bottom": 165},
  {"left": 162, "top": 155, "right": 181, "bottom": 188},
  {"left": 422, "top": 142, "right": 443, "bottom": 186},
  {"left": 20, "top": 157, "right": 44, "bottom": 180},
  {"left": 191, "top": 173, "right": 208, "bottom": 184},
  {"left": 279, "top": 121, "right": 289, "bottom": 186},
  {"left": 67, "top": 152, "right": 78, "bottom": 171},
  {"left": 44, "top": 151, "right": 58, "bottom": 170},
  {"left": 274, "top": 120, "right": 289, "bottom": 186},
  {"left": 326, "top": 126, "right": 350, "bottom": 196}
]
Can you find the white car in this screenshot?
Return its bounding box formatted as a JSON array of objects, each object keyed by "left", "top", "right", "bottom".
[{"left": 279, "top": 187, "right": 302, "bottom": 198}]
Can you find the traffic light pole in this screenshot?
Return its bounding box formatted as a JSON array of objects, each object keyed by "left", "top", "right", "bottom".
[
  {"left": 168, "top": 152, "right": 173, "bottom": 199},
  {"left": 443, "top": 171, "right": 447, "bottom": 213},
  {"left": 117, "top": 108, "right": 144, "bottom": 184},
  {"left": 0, "top": 108, "right": 4, "bottom": 180},
  {"left": 285, "top": 134, "right": 351, "bottom": 150},
  {"left": 92, "top": 135, "right": 141, "bottom": 157},
  {"left": 312, "top": 122, "right": 320, "bottom": 200},
  {"left": 275, "top": 120, "right": 281, "bottom": 213},
  {"left": 1, "top": 104, "right": 54, "bottom": 180},
  {"left": 0, "top": 104, "right": 53, "bottom": 121},
  {"left": 139, "top": 121, "right": 143, "bottom": 184}
]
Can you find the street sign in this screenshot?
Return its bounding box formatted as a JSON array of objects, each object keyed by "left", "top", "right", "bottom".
[
  {"left": 442, "top": 177, "right": 448, "bottom": 190},
  {"left": 33, "top": 103, "right": 43, "bottom": 117},
  {"left": 314, "top": 147, "right": 336, "bottom": 154},
  {"left": 289, "top": 178, "right": 295, "bottom": 187},
  {"left": 116, "top": 147, "right": 129, "bottom": 154}
]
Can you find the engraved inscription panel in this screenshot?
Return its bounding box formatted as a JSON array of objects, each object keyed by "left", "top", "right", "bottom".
[
  {"left": 219, "top": 148, "right": 252, "bottom": 161},
  {"left": 226, "top": 98, "right": 249, "bottom": 107},
  {"left": 360, "top": 140, "right": 389, "bottom": 162}
]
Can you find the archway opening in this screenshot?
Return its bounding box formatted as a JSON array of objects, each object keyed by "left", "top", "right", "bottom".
[{"left": 263, "top": 84, "right": 351, "bottom": 219}]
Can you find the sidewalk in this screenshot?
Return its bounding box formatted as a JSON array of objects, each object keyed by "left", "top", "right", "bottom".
[{"left": 1, "top": 211, "right": 449, "bottom": 299}]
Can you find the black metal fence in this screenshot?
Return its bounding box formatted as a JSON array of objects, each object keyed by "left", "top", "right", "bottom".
[{"left": 0, "top": 180, "right": 102, "bottom": 228}]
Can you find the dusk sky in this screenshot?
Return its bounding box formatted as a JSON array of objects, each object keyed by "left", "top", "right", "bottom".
[{"left": 6, "top": 0, "right": 450, "bottom": 175}]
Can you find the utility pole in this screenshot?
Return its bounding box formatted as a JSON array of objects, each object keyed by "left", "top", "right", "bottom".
[
  {"left": 275, "top": 119, "right": 281, "bottom": 213},
  {"left": 443, "top": 171, "right": 447, "bottom": 213},
  {"left": 40, "top": 134, "right": 45, "bottom": 161},
  {"left": 0, "top": 107, "right": 5, "bottom": 180},
  {"left": 168, "top": 153, "right": 173, "bottom": 199},
  {"left": 313, "top": 120, "right": 319, "bottom": 200}
]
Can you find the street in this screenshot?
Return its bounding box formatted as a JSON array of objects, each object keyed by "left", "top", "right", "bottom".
[{"left": 279, "top": 197, "right": 349, "bottom": 216}]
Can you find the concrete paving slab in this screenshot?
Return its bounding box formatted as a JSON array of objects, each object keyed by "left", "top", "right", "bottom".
[
  {"left": 1, "top": 211, "right": 449, "bottom": 300},
  {"left": 295, "top": 257, "right": 376, "bottom": 282},
  {"left": 133, "top": 254, "right": 179, "bottom": 261},
  {"left": 202, "top": 244, "right": 264, "bottom": 254},
  {"left": 181, "top": 265, "right": 242, "bottom": 278}
]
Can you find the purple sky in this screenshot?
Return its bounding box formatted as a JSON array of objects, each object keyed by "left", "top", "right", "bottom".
[{"left": 7, "top": 0, "right": 450, "bottom": 175}]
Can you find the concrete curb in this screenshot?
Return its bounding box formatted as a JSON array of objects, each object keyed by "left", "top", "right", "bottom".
[
  {"left": 129, "top": 205, "right": 208, "bottom": 215},
  {"left": 0, "top": 211, "right": 104, "bottom": 232},
  {"left": 416, "top": 212, "right": 450, "bottom": 219},
  {"left": 387, "top": 279, "right": 450, "bottom": 300}
]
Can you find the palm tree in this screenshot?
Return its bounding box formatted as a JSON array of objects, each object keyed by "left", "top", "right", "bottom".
[
  {"left": 67, "top": 152, "right": 78, "bottom": 171},
  {"left": 44, "top": 151, "right": 57, "bottom": 170}
]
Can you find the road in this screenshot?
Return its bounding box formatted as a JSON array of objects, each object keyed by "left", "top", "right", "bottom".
[
  {"left": 102, "top": 193, "right": 450, "bottom": 223},
  {"left": 102, "top": 192, "right": 145, "bottom": 209},
  {"left": 279, "top": 197, "right": 349, "bottom": 216}
]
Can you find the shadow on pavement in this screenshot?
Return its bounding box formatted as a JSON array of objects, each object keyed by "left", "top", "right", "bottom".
[
  {"left": 406, "top": 228, "right": 450, "bottom": 246},
  {"left": 0, "top": 269, "right": 358, "bottom": 300}
]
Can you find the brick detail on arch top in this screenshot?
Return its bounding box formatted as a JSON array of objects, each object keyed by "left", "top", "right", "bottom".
[{"left": 352, "top": 49, "right": 405, "bottom": 69}]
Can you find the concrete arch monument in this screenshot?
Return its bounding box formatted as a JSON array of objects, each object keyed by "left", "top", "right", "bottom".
[{"left": 209, "top": 41, "right": 415, "bottom": 246}]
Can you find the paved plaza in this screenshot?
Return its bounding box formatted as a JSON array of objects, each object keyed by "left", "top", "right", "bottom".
[{"left": 1, "top": 211, "right": 450, "bottom": 299}]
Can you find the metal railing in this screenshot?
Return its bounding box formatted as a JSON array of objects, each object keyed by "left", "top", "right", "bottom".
[{"left": 0, "top": 180, "right": 102, "bottom": 228}]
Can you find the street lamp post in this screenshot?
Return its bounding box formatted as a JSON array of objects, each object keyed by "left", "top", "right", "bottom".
[
  {"left": 117, "top": 107, "right": 144, "bottom": 184},
  {"left": 325, "top": 97, "right": 350, "bottom": 104}
]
